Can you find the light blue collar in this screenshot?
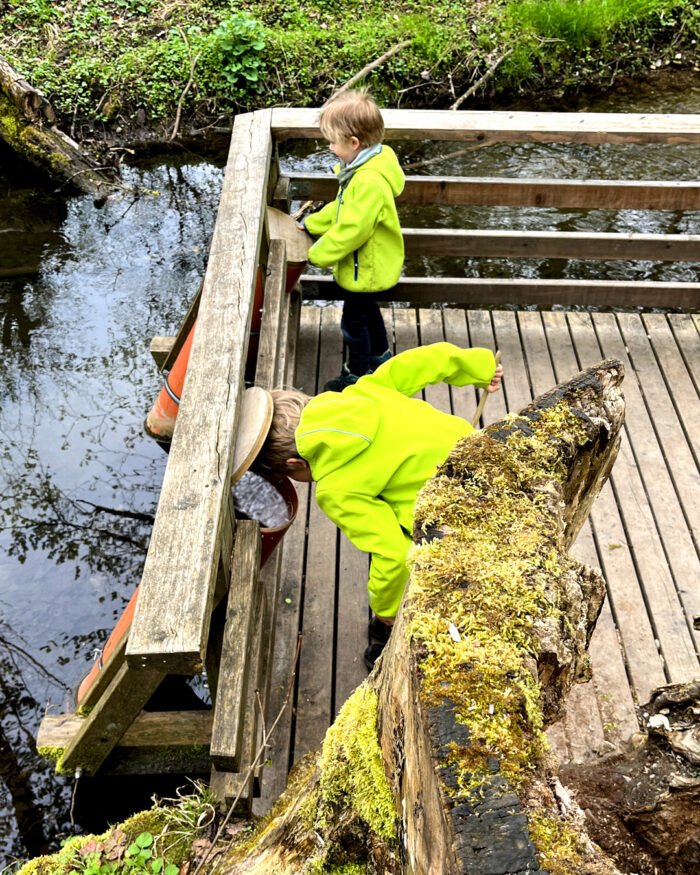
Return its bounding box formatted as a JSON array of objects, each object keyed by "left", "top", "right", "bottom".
[{"left": 337, "top": 143, "right": 383, "bottom": 187}]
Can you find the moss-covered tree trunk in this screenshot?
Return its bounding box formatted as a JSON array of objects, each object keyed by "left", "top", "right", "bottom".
[
  {"left": 0, "top": 55, "right": 119, "bottom": 199},
  {"left": 223, "top": 359, "right": 627, "bottom": 875}
]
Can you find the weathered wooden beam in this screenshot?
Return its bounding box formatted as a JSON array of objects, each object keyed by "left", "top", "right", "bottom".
[
  {"left": 280, "top": 173, "right": 700, "bottom": 211},
  {"left": 127, "top": 109, "right": 273, "bottom": 675},
  {"left": 159, "top": 278, "right": 204, "bottom": 375},
  {"left": 301, "top": 275, "right": 700, "bottom": 309},
  {"left": 402, "top": 228, "right": 700, "bottom": 262},
  {"left": 149, "top": 336, "right": 175, "bottom": 369},
  {"left": 272, "top": 108, "right": 700, "bottom": 144},
  {"left": 254, "top": 238, "right": 287, "bottom": 390},
  {"left": 210, "top": 521, "right": 262, "bottom": 772},
  {"left": 38, "top": 710, "right": 213, "bottom": 776},
  {"left": 59, "top": 663, "right": 166, "bottom": 775}
]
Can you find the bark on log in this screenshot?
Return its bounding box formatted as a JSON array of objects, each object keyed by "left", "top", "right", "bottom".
[
  {"left": 0, "top": 55, "right": 120, "bottom": 199},
  {"left": 559, "top": 680, "right": 700, "bottom": 875},
  {"left": 222, "top": 359, "right": 626, "bottom": 875}
]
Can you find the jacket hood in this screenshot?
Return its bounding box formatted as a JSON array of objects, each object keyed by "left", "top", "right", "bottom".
[
  {"left": 334, "top": 145, "right": 404, "bottom": 197},
  {"left": 295, "top": 392, "right": 380, "bottom": 479}
]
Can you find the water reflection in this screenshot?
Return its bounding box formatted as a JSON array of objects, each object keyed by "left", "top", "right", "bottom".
[{"left": 0, "top": 153, "right": 224, "bottom": 864}]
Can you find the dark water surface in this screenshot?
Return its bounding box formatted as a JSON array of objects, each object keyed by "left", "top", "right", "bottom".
[{"left": 1, "top": 81, "right": 699, "bottom": 863}]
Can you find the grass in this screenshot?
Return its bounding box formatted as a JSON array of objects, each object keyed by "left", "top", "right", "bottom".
[{"left": 0, "top": 0, "right": 698, "bottom": 139}]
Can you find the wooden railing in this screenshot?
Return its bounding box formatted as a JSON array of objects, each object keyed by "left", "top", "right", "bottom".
[{"left": 41, "top": 108, "right": 700, "bottom": 806}]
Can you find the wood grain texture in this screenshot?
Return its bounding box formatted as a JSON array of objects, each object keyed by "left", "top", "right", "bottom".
[
  {"left": 301, "top": 275, "right": 700, "bottom": 309},
  {"left": 271, "top": 108, "right": 700, "bottom": 144},
  {"left": 254, "top": 238, "right": 286, "bottom": 391},
  {"left": 279, "top": 173, "right": 700, "bottom": 211},
  {"left": 127, "top": 110, "right": 272, "bottom": 674},
  {"left": 210, "top": 520, "right": 262, "bottom": 771}
]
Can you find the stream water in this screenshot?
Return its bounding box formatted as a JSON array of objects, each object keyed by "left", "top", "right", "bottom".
[{"left": 1, "top": 79, "right": 699, "bottom": 863}]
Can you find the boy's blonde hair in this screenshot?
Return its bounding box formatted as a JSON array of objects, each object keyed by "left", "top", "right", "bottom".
[
  {"left": 257, "top": 389, "right": 310, "bottom": 473},
  {"left": 319, "top": 89, "right": 385, "bottom": 148}
]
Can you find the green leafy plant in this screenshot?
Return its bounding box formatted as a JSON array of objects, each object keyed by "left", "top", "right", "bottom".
[{"left": 206, "top": 13, "right": 266, "bottom": 91}]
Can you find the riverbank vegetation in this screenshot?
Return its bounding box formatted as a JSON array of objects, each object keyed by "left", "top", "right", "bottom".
[{"left": 1, "top": 0, "right": 698, "bottom": 146}]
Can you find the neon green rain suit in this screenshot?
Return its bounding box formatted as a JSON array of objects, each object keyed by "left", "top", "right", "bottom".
[
  {"left": 303, "top": 145, "right": 405, "bottom": 292},
  {"left": 295, "top": 343, "right": 497, "bottom": 617}
]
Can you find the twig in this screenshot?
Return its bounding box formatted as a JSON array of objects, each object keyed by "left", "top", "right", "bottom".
[
  {"left": 451, "top": 49, "right": 513, "bottom": 111},
  {"left": 324, "top": 39, "right": 412, "bottom": 104},
  {"left": 171, "top": 27, "right": 202, "bottom": 141},
  {"left": 191, "top": 633, "right": 303, "bottom": 875},
  {"left": 402, "top": 140, "right": 493, "bottom": 171}
]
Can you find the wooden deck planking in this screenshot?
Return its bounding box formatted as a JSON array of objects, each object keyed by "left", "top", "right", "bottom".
[{"left": 261, "top": 302, "right": 699, "bottom": 806}]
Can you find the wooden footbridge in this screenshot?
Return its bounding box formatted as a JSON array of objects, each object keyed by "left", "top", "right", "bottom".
[{"left": 38, "top": 109, "right": 700, "bottom": 815}]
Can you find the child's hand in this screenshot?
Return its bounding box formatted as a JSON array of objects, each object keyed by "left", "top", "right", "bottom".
[{"left": 486, "top": 364, "right": 503, "bottom": 393}]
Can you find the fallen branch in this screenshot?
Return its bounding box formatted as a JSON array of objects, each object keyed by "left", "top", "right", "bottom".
[
  {"left": 171, "top": 28, "right": 203, "bottom": 141},
  {"left": 451, "top": 49, "right": 513, "bottom": 110},
  {"left": 0, "top": 53, "right": 120, "bottom": 198},
  {"left": 402, "top": 139, "right": 493, "bottom": 171},
  {"left": 324, "top": 39, "right": 412, "bottom": 105}
]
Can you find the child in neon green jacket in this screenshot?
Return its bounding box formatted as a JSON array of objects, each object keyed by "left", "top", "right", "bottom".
[
  {"left": 302, "top": 90, "right": 405, "bottom": 392},
  {"left": 257, "top": 342, "right": 503, "bottom": 668}
]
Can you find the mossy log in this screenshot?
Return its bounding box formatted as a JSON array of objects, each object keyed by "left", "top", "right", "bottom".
[
  {"left": 222, "top": 359, "right": 626, "bottom": 875},
  {"left": 0, "top": 54, "right": 119, "bottom": 199},
  {"left": 559, "top": 680, "right": 700, "bottom": 875}
]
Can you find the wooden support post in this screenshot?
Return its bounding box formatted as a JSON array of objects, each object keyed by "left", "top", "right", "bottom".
[
  {"left": 127, "top": 110, "right": 272, "bottom": 676},
  {"left": 60, "top": 663, "right": 165, "bottom": 775},
  {"left": 255, "top": 238, "right": 287, "bottom": 390},
  {"left": 210, "top": 521, "right": 262, "bottom": 772}
]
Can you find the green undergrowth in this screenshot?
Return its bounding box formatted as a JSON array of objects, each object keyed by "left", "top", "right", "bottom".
[
  {"left": 15, "top": 782, "right": 217, "bottom": 875},
  {"left": 406, "top": 402, "right": 591, "bottom": 797},
  {"left": 1, "top": 0, "right": 698, "bottom": 141}
]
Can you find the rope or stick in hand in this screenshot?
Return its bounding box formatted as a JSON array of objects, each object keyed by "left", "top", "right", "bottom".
[{"left": 471, "top": 350, "right": 502, "bottom": 428}]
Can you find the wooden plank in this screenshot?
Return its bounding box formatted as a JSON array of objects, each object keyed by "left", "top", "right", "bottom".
[
  {"left": 210, "top": 521, "right": 262, "bottom": 771},
  {"left": 418, "top": 309, "right": 451, "bottom": 414},
  {"left": 257, "top": 306, "right": 320, "bottom": 809},
  {"left": 643, "top": 312, "right": 700, "bottom": 463},
  {"left": 403, "top": 229, "right": 700, "bottom": 261},
  {"left": 293, "top": 306, "right": 343, "bottom": 759},
  {"left": 515, "top": 311, "right": 608, "bottom": 753},
  {"left": 301, "top": 275, "right": 700, "bottom": 310},
  {"left": 442, "top": 309, "right": 478, "bottom": 422},
  {"left": 596, "top": 313, "right": 700, "bottom": 650},
  {"left": 281, "top": 288, "right": 302, "bottom": 389},
  {"left": 255, "top": 238, "right": 286, "bottom": 390},
  {"left": 127, "top": 110, "right": 273, "bottom": 674},
  {"left": 490, "top": 311, "right": 531, "bottom": 414},
  {"left": 669, "top": 313, "right": 700, "bottom": 398},
  {"left": 271, "top": 108, "right": 700, "bottom": 145},
  {"left": 335, "top": 535, "right": 370, "bottom": 711},
  {"left": 60, "top": 663, "right": 165, "bottom": 775},
  {"left": 282, "top": 174, "right": 700, "bottom": 211},
  {"left": 567, "top": 312, "right": 678, "bottom": 700},
  {"left": 38, "top": 710, "right": 213, "bottom": 750},
  {"left": 465, "top": 310, "right": 506, "bottom": 428},
  {"left": 149, "top": 336, "right": 175, "bottom": 369},
  {"left": 542, "top": 311, "right": 639, "bottom": 750}
]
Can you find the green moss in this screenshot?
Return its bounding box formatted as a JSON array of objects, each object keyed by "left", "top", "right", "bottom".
[
  {"left": 319, "top": 684, "right": 396, "bottom": 842},
  {"left": 528, "top": 812, "right": 589, "bottom": 874},
  {"left": 406, "top": 402, "right": 590, "bottom": 796}
]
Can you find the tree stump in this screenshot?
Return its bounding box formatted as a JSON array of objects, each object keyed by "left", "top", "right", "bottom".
[
  {"left": 222, "top": 359, "right": 626, "bottom": 875},
  {"left": 0, "top": 54, "right": 119, "bottom": 199}
]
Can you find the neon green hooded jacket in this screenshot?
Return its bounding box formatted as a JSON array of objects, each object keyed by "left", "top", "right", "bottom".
[
  {"left": 303, "top": 145, "right": 405, "bottom": 292},
  {"left": 294, "top": 343, "right": 496, "bottom": 617}
]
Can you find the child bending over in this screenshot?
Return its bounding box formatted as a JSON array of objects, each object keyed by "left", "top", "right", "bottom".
[{"left": 257, "top": 342, "right": 503, "bottom": 669}]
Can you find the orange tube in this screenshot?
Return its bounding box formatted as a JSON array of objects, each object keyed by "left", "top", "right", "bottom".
[{"left": 144, "top": 323, "right": 196, "bottom": 441}]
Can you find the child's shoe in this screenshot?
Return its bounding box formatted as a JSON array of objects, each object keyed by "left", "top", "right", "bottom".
[
  {"left": 368, "top": 616, "right": 392, "bottom": 644},
  {"left": 364, "top": 642, "right": 385, "bottom": 671},
  {"left": 324, "top": 364, "right": 360, "bottom": 392},
  {"left": 368, "top": 349, "right": 392, "bottom": 371}
]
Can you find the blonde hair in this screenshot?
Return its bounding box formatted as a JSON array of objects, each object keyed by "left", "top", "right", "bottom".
[
  {"left": 319, "top": 89, "right": 385, "bottom": 148},
  {"left": 257, "top": 389, "right": 310, "bottom": 473}
]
